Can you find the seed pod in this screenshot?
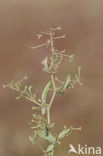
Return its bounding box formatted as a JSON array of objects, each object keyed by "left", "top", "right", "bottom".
[
  {"left": 60, "top": 74, "right": 71, "bottom": 90},
  {"left": 42, "top": 81, "right": 52, "bottom": 104}
]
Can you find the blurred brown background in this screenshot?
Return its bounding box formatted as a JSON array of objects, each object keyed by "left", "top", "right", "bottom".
[{"left": 0, "top": 0, "right": 103, "bottom": 156}]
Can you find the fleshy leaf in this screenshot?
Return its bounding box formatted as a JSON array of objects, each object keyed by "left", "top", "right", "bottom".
[
  {"left": 58, "top": 128, "right": 71, "bottom": 139},
  {"left": 46, "top": 144, "right": 54, "bottom": 153},
  {"left": 42, "top": 81, "right": 52, "bottom": 104},
  {"left": 60, "top": 74, "right": 71, "bottom": 90},
  {"left": 37, "top": 130, "right": 56, "bottom": 144}
]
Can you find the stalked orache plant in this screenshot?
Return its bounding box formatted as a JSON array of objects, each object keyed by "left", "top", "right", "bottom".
[{"left": 3, "top": 26, "right": 82, "bottom": 156}]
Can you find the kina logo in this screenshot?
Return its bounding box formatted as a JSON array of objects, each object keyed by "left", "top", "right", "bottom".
[{"left": 68, "top": 144, "right": 102, "bottom": 155}]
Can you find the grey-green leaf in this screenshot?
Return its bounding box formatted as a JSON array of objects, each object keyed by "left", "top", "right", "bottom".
[
  {"left": 37, "top": 130, "right": 56, "bottom": 144},
  {"left": 60, "top": 74, "right": 71, "bottom": 90},
  {"left": 46, "top": 144, "right": 54, "bottom": 153},
  {"left": 42, "top": 81, "right": 52, "bottom": 104},
  {"left": 58, "top": 128, "right": 71, "bottom": 139}
]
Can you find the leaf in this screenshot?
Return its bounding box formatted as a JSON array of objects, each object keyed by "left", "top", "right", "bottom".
[
  {"left": 46, "top": 144, "right": 54, "bottom": 153},
  {"left": 58, "top": 128, "right": 71, "bottom": 139},
  {"left": 50, "top": 123, "right": 55, "bottom": 128},
  {"left": 29, "top": 136, "right": 36, "bottom": 143},
  {"left": 60, "top": 74, "right": 71, "bottom": 90},
  {"left": 41, "top": 108, "right": 46, "bottom": 115},
  {"left": 42, "top": 81, "right": 52, "bottom": 104},
  {"left": 37, "top": 130, "right": 56, "bottom": 144}
]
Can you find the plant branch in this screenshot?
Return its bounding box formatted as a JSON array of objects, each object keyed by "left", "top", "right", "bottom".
[{"left": 47, "top": 75, "right": 56, "bottom": 125}]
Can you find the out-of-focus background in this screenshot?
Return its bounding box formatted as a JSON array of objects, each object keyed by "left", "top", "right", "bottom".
[{"left": 0, "top": 0, "right": 103, "bottom": 156}]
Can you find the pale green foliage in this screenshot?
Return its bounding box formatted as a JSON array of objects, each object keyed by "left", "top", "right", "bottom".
[
  {"left": 3, "top": 26, "right": 82, "bottom": 156},
  {"left": 46, "top": 144, "right": 55, "bottom": 153},
  {"left": 41, "top": 81, "right": 52, "bottom": 115},
  {"left": 60, "top": 74, "right": 71, "bottom": 90},
  {"left": 58, "top": 127, "right": 71, "bottom": 140}
]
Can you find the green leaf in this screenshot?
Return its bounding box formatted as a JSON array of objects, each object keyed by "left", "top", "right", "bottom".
[
  {"left": 42, "top": 81, "right": 52, "bottom": 104},
  {"left": 37, "top": 130, "right": 56, "bottom": 144},
  {"left": 60, "top": 74, "right": 71, "bottom": 90},
  {"left": 46, "top": 144, "right": 54, "bottom": 153},
  {"left": 58, "top": 128, "right": 71, "bottom": 139}
]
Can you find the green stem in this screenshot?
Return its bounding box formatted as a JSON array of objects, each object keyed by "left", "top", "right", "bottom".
[
  {"left": 47, "top": 75, "right": 56, "bottom": 125},
  {"left": 47, "top": 108, "right": 50, "bottom": 125},
  {"left": 47, "top": 91, "right": 56, "bottom": 125}
]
